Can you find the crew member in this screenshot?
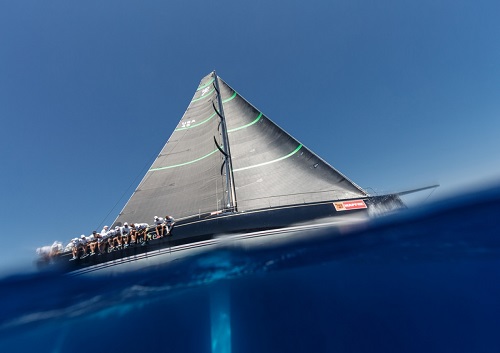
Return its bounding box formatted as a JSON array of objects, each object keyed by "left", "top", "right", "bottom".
[
  {"left": 154, "top": 216, "right": 166, "bottom": 238},
  {"left": 164, "top": 215, "right": 176, "bottom": 236}
]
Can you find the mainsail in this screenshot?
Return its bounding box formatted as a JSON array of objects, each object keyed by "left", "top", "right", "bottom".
[{"left": 114, "top": 72, "right": 367, "bottom": 225}]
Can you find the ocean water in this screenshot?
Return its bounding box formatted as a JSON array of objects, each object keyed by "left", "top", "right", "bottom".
[{"left": 1, "top": 185, "right": 500, "bottom": 353}]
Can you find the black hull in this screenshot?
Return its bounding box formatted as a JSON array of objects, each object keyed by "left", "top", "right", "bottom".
[{"left": 47, "top": 195, "right": 403, "bottom": 274}]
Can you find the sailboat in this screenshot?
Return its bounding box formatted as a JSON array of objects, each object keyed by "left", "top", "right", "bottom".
[{"left": 48, "top": 71, "right": 429, "bottom": 274}]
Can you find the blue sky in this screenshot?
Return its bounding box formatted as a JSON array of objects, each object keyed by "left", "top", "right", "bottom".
[{"left": 1, "top": 0, "right": 499, "bottom": 272}]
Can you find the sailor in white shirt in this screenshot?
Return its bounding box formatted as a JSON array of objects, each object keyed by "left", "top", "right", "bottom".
[
  {"left": 106, "top": 227, "right": 118, "bottom": 251},
  {"left": 130, "top": 223, "right": 149, "bottom": 244},
  {"left": 70, "top": 238, "right": 79, "bottom": 260},
  {"left": 98, "top": 226, "right": 109, "bottom": 254},
  {"left": 111, "top": 226, "right": 122, "bottom": 250},
  {"left": 71, "top": 235, "right": 88, "bottom": 260},
  {"left": 88, "top": 231, "right": 100, "bottom": 255},
  {"left": 100, "top": 225, "right": 109, "bottom": 237},
  {"left": 164, "top": 215, "right": 176, "bottom": 236},
  {"left": 120, "top": 223, "right": 132, "bottom": 247},
  {"left": 79, "top": 235, "right": 89, "bottom": 258},
  {"left": 50, "top": 241, "right": 63, "bottom": 257},
  {"left": 154, "top": 216, "right": 166, "bottom": 238},
  {"left": 134, "top": 223, "right": 149, "bottom": 231}
]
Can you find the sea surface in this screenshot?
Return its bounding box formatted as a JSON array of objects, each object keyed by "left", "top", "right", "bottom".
[{"left": 1, "top": 185, "right": 500, "bottom": 353}]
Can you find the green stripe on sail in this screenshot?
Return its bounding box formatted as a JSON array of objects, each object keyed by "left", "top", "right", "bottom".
[
  {"left": 228, "top": 113, "right": 262, "bottom": 133},
  {"left": 222, "top": 91, "right": 237, "bottom": 103},
  {"left": 191, "top": 87, "right": 215, "bottom": 102},
  {"left": 233, "top": 144, "right": 303, "bottom": 172},
  {"left": 197, "top": 78, "right": 215, "bottom": 91},
  {"left": 149, "top": 148, "right": 220, "bottom": 172},
  {"left": 175, "top": 112, "right": 217, "bottom": 131}
]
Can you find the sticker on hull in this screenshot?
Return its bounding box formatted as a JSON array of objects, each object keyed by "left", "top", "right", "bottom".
[{"left": 333, "top": 199, "right": 367, "bottom": 211}]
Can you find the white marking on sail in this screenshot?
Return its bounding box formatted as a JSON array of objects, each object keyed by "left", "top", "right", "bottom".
[{"left": 232, "top": 144, "right": 303, "bottom": 172}]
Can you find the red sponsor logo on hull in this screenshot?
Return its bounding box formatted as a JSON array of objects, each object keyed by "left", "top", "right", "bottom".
[{"left": 333, "top": 199, "right": 367, "bottom": 211}]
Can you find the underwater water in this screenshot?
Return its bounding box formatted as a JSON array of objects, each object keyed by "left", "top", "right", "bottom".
[{"left": 1, "top": 185, "right": 500, "bottom": 353}]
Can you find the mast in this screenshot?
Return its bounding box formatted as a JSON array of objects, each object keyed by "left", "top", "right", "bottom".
[{"left": 213, "top": 71, "right": 237, "bottom": 212}]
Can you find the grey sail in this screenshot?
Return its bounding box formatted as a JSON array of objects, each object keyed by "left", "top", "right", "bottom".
[{"left": 114, "top": 72, "right": 367, "bottom": 226}]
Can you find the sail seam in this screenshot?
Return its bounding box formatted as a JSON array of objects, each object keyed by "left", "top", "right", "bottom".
[
  {"left": 191, "top": 87, "right": 215, "bottom": 102},
  {"left": 148, "top": 148, "right": 220, "bottom": 172},
  {"left": 197, "top": 78, "right": 215, "bottom": 91},
  {"left": 228, "top": 113, "right": 262, "bottom": 132},
  {"left": 222, "top": 91, "right": 237, "bottom": 103},
  {"left": 233, "top": 144, "right": 303, "bottom": 172}
]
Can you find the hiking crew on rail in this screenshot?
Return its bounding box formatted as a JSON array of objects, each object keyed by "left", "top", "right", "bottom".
[{"left": 36, "top": 215, "right": 176, "bottom": 261}]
